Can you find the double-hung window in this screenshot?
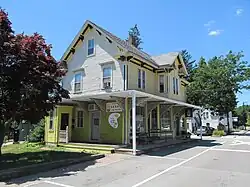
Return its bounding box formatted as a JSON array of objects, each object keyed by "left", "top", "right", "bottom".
[
  {"left": 49, "top": 110, "right": 53, "bottom": 130},
  {"left": 87, "top": 39, "right": 95, "bottom": 56},
  {"left": 138, "top": 69, "right": 146, "bottom": 89},
  {"left": 173, "top": 77, "right": 176, "bottom": 94},
  {"left": 176, "top": 78, "right": 179, "bottom": 95},
  {"left": 103, "top": 66, "right": 112, "bottom": 89},
  {"left": 74, "top": 73, "right": 82, "bottom": 92},
  {"left": 77, "top": 110, "right": 84, "bottom": 128},
  {"left": 159, "top": 75, "right": 164, "bottom": 93}
]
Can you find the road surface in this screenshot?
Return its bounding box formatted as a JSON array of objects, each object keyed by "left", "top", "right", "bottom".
[{"left": 2, "top": 136, "right": 250, "bottom": 187}]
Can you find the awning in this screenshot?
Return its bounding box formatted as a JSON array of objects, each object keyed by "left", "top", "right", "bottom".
[{"left": 62, "top": 90, "right": 202, "bottom": 109}]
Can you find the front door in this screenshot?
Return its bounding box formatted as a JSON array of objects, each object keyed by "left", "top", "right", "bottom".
[
  {"left": 61, "top": 113, "right": 69, "bottom": 130},
  {"left": 91, "top": 112, "right": 100, "bottom": 141}
]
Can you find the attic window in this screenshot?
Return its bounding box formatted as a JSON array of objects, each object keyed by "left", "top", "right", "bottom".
[{"left": 87, "top": 39, "right": 95, "bottom": 56}]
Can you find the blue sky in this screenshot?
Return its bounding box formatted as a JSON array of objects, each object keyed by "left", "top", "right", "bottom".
[{"left": 2, "top": 0, "right": 250, "bottom": 106}]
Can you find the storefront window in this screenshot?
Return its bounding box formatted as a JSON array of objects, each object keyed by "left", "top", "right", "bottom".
[
  {"left": 160, "top": 105, "right": 171, "bottom": 130},
  {"left": 130, "top": 106, "right": 145, "bottom": 133},
  {"left": 151, "top": 108, "right": 158, "bottom": 130}
]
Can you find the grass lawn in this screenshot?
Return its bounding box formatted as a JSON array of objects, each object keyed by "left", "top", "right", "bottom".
[{"left": 0, "top": 142, "right": 92, "bottom": 171}]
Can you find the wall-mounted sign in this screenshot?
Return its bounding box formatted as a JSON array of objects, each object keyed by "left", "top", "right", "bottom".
[
  {"left": 106, "top": 102, "right": 122, "bottom": 112},
  {"left": 108, "top": 113, "right": 120, "bottom": 128}
]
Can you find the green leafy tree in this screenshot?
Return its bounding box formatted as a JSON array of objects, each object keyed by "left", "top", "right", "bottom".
[
  {"left": 127, "top": 24, "right": 143, "bottom": 49},
  {"left": 180, "top": 49, "right": 196, "bottom": 76},
  {"left": 187, "top": 51, "right": 250, "bottom": 132},
  {"left": 0, "top": 9, "right": 69, "bottom": 155}
]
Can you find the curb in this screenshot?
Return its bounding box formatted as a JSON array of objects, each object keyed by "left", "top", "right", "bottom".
[{"left": 0, "top": 154, "right": 104, "bottom": 181}]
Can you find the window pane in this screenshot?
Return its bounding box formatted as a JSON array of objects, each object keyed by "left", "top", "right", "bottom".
[
  {"left": 88, "top": 48, "right": 94, "bottom": 55},
  {"left": 75, "top": 83, "right": 81, "bottom": 91},
  {"left": 88, "top": 39, "right": 94, "bottom": 55},
  {"left": 75, "top": 73, "right": 81, "bottom": 82},
  {"left": 173, "top": 77, "right": 175, "bottom": 94},
  {"left": 138, "top": 69, "right": 141, "bottom": 88},
  {"left": 142, "top": 70, "right": 145, "bottom": 89},
  {"left": 159, "top": 75, "right": 164, "bottom": 93},
  {"left": 103, "top": 67, "right": 111, "bottom": 77},
  {"left": 176, "top": 78, "right": 178, "bottom": 95}
]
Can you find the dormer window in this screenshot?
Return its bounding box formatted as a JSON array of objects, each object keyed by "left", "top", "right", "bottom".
[
  {"left": 74, "top": 72, "right": 82, "bottom": 92},
  {"left": 87, "top": 39, "right": 95, "bottom": 56},
  {"left": 103, "top": 66, "right": 112, "bottom": 89}
]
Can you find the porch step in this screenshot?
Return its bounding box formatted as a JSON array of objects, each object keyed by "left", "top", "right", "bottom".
[{"left": 58, "top": 143, "right": 115, "bottom": 153}]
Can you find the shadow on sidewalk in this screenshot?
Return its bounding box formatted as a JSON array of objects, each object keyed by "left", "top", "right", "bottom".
[
  {"left": 144, "top": 139, "right": 222, "bottom": 157},
  {"left": 1, "top": 151, "right": 98, "bottom": 186}
]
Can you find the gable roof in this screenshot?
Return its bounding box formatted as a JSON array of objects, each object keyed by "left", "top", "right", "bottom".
[
  {"left": 87, "top": 21, "right": 159, "bottom": 67},
  {"left": 152, "top": 52, "right": 188, "bottom": 75},
  {"left": 61, "top": 20, "right": 187, "bottom": 75},
  {"left": 152, "top": 52, "right": 179, "bottom": 66}
]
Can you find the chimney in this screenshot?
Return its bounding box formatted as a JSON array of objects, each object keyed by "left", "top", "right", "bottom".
[{"left": 128, "top": 34, "right": 133, "bottom": 45}]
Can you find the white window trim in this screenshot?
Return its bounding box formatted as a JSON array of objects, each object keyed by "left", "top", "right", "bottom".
[
  {"left": 74, "top": 71, "right": 83, "bottom": 93},
  {"left": 101, "top": 64, "right": 113, "bottom": 89},
  {"left": 158, "top": 74, "right": 165, "bottom": 93},
  {"left": 87, "top": 38, "right": 95, "bottom": 57},
  {"left": 138, "top": 68, "right": 146, "bottom": 90},
  {"left": 75, "top": 108, "right": 84, "bottom": 128},
  {"left": 49, "top": 110, "right": 54, "bottom": 130}
]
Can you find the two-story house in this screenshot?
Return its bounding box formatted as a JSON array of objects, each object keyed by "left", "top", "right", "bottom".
[{"left": 44, "top": 20, "right": 201, "bottom": 150}]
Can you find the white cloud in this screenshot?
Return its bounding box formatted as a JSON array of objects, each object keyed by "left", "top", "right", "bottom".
[
  {"left": 204, "top": 20, "right": 215, "bottom": 27},
  {"left": 236, "top": 8, "right": 243, "bottom": 16},
  {"left": 208, "top": 30, "right": 223, "bottom": 36}
]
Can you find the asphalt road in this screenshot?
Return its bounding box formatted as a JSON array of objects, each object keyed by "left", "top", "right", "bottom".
[{"left": 2, "top": 136, "right": 250, "bottom": 187}]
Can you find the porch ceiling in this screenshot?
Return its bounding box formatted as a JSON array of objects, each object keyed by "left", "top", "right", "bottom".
[{"left": 63, "top": 90, "right": 202, "bottom": 109}]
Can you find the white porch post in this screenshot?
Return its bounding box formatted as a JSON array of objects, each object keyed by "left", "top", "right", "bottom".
[
  {"left": 199, "top": 109, "right": 202, "bottom": 140},
  {"left": 132, "top": 91, "right": 137, "bottom": 156}
]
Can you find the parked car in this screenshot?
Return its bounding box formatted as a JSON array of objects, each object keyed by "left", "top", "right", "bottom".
[{"left": 196, "top": 126, "right": 214, "bottom": 136}]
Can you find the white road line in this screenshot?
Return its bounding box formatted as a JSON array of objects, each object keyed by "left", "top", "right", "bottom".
[
  {"left": 44, "top": 180, "right": 75, "bottom": 187},
  {"left": 146, "top": 155, "right": 186, "bottom": 161},
  {"left": 211, "top": 148, "right": 250, "bottom": 153},
  {"left": 132, "top": 146, "right": 214, "bottom": 187}
]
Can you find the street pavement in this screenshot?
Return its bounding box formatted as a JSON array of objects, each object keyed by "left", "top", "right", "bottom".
[{"left": 2, "top": 136, "right": 250, "bottom": 187}]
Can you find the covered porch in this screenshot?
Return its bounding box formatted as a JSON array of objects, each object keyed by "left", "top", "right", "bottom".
[{"left": 55, "top": 90, "right": 201, "bottom": 155}]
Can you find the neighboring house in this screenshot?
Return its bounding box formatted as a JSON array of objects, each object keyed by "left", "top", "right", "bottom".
[
  {"left": 44, "top": 20, "right": 200, "bottom": 146},
  {"left": 187, "top": 109, "right": 234, "bottom": 133}
]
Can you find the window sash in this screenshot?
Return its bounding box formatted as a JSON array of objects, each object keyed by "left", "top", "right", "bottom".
[
  {"left": 173, "top": 77, "right": 176, "bottom": 94},
  {"left": 142, "top": 70, "right": 145, "bottom": 89},
  {"left": 176, "top": 78, "right": 179, "bottom": 95},
  {"left": 77, "top": 111, "right": 84, "bottom": 127},
  {"left": 49, "top": 111, "right": 53, "bottom": 129},
  {"left": 159, "top": 75, "right": 164, "bottom": 93},
  {"left": 138, "top": 69, "right": 141, "bottom": 88},
  {"left": 74, "top": 73, "right": 82, "bottom": 92},
  {"left": 102, "top": 66, "right": 112, "bottom": 88},
  {"left": 87, "top": 39, "right": 94, "bottom": 55}
]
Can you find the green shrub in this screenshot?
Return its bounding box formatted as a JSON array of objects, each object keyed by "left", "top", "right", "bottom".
[
  {"left": 217, "top": 124, "right": 225, "bottom": 131},
  {"left": 212, "top": 130, "right": 225, "bottom": 137},
  {"left": 28, "top": 120, "right": 45, "bottom": 142}
]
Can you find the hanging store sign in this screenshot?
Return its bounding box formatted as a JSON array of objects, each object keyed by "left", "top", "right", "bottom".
[
  {"left": 108, "top": 113, "right": 120, "bottom": 128},
  {"left": 106, "top": 102, "right": 122, "bottom": 112}
]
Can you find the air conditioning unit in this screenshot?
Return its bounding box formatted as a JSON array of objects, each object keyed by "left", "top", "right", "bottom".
[
  {"left": 103, "top": 82, "right": 111, "bottom": 89},
  {"left": 88, "top": 104, "right": 98, "bottom": 111}
]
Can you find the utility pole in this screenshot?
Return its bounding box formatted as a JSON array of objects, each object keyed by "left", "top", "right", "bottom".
[{"left": 243, "top": 102, "right": 247, "bottom": 130}]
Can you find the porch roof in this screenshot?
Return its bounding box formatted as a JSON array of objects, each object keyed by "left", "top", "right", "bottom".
[{"left": 63, "top": 90, "right": 202, "bottom": 109}]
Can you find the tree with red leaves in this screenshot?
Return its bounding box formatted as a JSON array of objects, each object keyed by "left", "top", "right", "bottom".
[{"left": 0, "top": 9, "right": 69, "bottom": 155}]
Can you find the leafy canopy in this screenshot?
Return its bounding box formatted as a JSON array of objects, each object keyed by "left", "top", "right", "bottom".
[
  {"left": 187, "top": 51, "right": 250, "bottom": 114},
  {"left": 127, "top": 24, "right": 143, "bottom": 49},
  {"left": 0, "top": 8, "right": 69, "bottom": 126}
]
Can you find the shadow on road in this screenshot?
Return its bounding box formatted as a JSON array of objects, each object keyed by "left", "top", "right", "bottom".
[
  {"left": 145, "top": 139, "right": 222, "bottom": 157},
  {"left": 1, "top": 152, "right": 97, "bottom": 186}
]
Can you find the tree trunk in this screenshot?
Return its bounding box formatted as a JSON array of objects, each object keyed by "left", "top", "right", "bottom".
[{"left": 0, "top": 123, "right": 5, "bottom": 156}]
